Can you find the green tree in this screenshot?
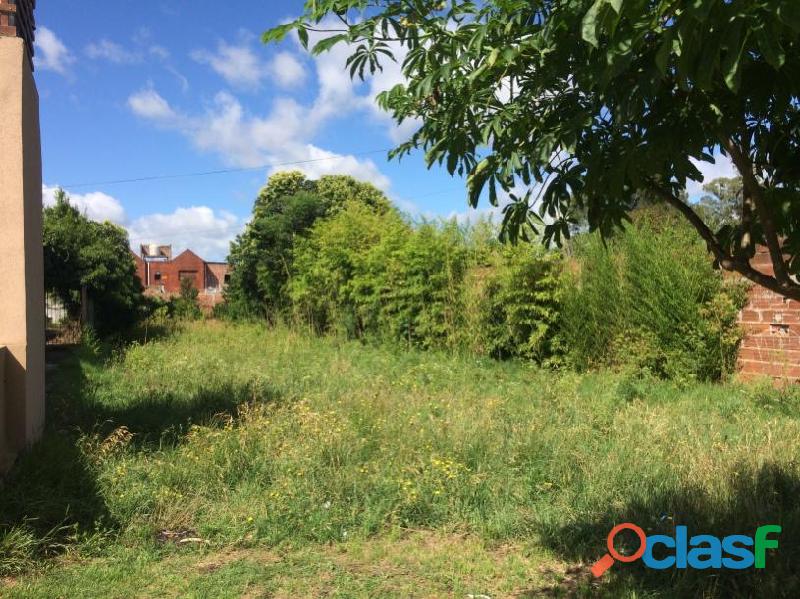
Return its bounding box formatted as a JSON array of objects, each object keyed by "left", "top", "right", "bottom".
[
  {"left": 226, "top": 171, "right": 392, "bottom": 317},
  {"left": 43, "top": 189, "right": 143, "bottom": 335},
  {"left": 227, "top": 191, "right": 328, "bottom": 317},
  {"left": 266, "top": 1, "right": 800, "bottom": 299},
  {"left": 695, "top": 177, "right": 744, "bottom": 232}
]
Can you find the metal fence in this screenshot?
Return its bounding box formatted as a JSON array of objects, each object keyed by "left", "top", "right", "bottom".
[{"left": 45, "top": 293, "right": 81, "bottom": 345}]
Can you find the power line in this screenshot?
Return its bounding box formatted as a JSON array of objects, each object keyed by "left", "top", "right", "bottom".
[
  {"left": 62, "top": 148, "right": 395, "bottom": 189},
  {"left": 124, "top": 187, "right": 466, "bottom": 244}
]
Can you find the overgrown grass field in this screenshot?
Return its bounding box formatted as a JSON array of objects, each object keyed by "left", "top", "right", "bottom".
[{"left": 2, "top": 322, "right": 799, "bottom": 597}]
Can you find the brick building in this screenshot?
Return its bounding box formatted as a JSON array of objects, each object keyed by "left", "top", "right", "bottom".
[
  {"left": 133, "top": 244, "right": 229, "bottom": 310},
  {"left": 0, "top": 0, "right": 35, "bottom": 69},
  {"left": 737, "top": 246, "right": 800, "bottom": 381}
]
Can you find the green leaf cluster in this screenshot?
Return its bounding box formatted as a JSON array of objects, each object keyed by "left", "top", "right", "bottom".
[
  {"left": 559, "top": 205, "right": 748, "bottom": 381},
  {"left": 225, "top": 171, "right": 392, "bottom": 318},
  {"left": 267, "top": 0, "right": 800, "bottom": 299},
  {"left": 43, "top": 189, "right": 144, "bottom": 335}
]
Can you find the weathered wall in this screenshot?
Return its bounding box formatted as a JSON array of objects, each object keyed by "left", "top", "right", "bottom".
[
  {"left": 737, "top": 246, "right": 800, "bottom": 381},
  {"left": 0, "top": 36, "right": 45, "bottom": 467},
  {"left": 205, "top": 262, "right": 229, "bottom": 290}
]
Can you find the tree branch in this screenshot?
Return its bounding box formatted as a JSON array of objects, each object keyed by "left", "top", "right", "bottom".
[
  {"left": 648, "top": 183, "right": 800, "bottom": 301},
  {"left": 722, "top": 138, "right": 792, "bottom": 287}
]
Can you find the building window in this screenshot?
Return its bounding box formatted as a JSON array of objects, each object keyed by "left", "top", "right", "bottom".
[
  {"left": 224, "top": 274, "right": 231, "bottom": 284},
  {"left": 154, "top": 272, "right": 162, "bottom": 281}
]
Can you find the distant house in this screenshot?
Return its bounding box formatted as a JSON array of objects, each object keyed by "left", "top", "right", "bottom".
[{"left": 132, "top": 244, "right": 230, "bottom": 310}]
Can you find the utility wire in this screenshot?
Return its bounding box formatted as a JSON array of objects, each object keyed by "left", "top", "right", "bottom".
[
  {"left": 124, "top": 187, "right": 467, "bottom": 244},
  {"left": 63, "top": 148, "right": 395, "bottom": 189}
]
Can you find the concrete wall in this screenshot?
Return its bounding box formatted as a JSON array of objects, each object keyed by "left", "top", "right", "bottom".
[{"left": 0, "top": 36, "right": 45, "bottom": 467}]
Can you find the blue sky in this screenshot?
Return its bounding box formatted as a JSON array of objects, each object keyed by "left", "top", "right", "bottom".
[
  {"left": 33, "top": 1, "right": 736, "bottom": 261},
  {"left": 33, "top": 0, "right": 476, "bottom": 260}
]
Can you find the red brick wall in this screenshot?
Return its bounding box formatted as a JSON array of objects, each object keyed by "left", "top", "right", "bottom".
[
  {"left": 737, "top": 246, "right": 800, "bottom": 380},
  {"left": 0, "top": 0, "right": 35, "bottom": 67},
  {"left": 205, "top": 262, "right": 229, "bottom": 289},
  {"left": 134, "top": 249, "right": 229, "bottom": 313},
  {"left": 166, "top": 250, "right": 206, "bottom": 293},
  {"left": 132, "top": 251, "right": 146, "bottom": 287}
]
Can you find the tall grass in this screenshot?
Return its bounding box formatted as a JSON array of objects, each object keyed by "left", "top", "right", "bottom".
[
  {"left": 3, "top": 323, "right": 799, "bottom": 597},
  {"left": 560, "top": 208, "right": 748, "bottom": 381}
]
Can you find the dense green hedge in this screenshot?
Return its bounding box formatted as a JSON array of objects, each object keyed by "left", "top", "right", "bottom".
[{"left": 227, "top": 180, "right": 747, "bottom": 382}]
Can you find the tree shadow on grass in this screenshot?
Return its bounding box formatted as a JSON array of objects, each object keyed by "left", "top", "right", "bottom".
[
  {"left": 0, "top": 345, "right": 279, "bottom": 572},
  {"left": 528, "top": 462, "right": 800, "bottom": 598}
]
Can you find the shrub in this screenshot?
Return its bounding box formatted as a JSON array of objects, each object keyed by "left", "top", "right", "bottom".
[
  {"left": 225, "top": 172, "right": 392, "bottom": 319},
  {"left": 373, "top": 221, "right": 469, "bottom": 349},
  {"left": 291, "top": 201, "right": 410, "bottom": 336},
  {"left": 292, "top": 208, "right": 469, "bottom": 350},
  {"left": 468, "top": 243, "right": 563, "bottom": 362},
  {"left": 43, "top": 189, "right": 144, "bottom": 336},
  {"left": 172, "top": 276, "right": 203, "bottom": 321},
  {"left": 226, "top": 191, "right": 329, "bottom": 318},
  {"left": 559, "top": 207, "right": 747, "bottom": 381}
]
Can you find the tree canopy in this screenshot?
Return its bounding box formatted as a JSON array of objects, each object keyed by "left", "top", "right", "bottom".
[
  {"left": 43, "top": 189, "right": 143, "bottom": 334},
  {"left": 225, "top": 171, "right": 393, "bottom": 316},
  {"left": 266, "top": 0, "right": 800, "bottom": 299}
]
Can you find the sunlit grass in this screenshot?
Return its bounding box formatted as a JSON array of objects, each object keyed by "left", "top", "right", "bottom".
[{"left": 2, "top": 321, "right": 799, "bottom": 597}]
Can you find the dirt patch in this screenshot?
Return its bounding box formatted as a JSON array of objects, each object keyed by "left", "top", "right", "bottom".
[
  {"left": 514, "top": 562, "right": 601, "bottom": 597},
  {"left": 195, "top": 547, "right": 279, "bottom": 575}
]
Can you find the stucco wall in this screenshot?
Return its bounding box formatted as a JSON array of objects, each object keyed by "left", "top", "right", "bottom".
[{"left": 0, "top": 36, "right": 45, "bottom": 466}]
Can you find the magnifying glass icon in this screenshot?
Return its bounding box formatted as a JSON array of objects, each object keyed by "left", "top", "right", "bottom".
[{"left": 591, "top": 522, "right": 647, "bottom": 577}]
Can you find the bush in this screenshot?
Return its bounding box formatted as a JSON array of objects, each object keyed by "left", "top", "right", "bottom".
[
  {"left": 467, "top": 243, "right": 562, "bottom": 362},
  {"left": 559, "top": 206, "right": 747, "bottom": 381},
  {"left": 172, "top": 277, "right": 203, "bottom": 321},
  {"left": 292, "top": 206, "right": 469, "bottom": 350},
  {"left": 291, "top": 201, "right": 410, "bottom": 336},
  {"left": 43, "top": 189, "right": 144, "bottom": 336},
  {"left": 372, "top": 221, "right": 468, "bottom": 349}
]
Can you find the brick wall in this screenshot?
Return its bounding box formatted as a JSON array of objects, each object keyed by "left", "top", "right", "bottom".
[
  {"left": 133, "top": 248, "right": 228, "bottom": 313},
  {"left": 737, "top": 246, "right": 800, "bottom": 380},
  {"left": 0, "top": 0, "right": 35, "bottom": 68}
]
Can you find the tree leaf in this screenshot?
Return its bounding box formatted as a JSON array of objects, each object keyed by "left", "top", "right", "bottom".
[
  {"left": 581, "top": 0, "right": 605, "bottom": 47},
  {"left": 654, "top": 28, "right": 674, "bottom": 75},
  {"left": 297, "top": 27, "right": 309, "bottom": 50},
  {"left": 721, "top": 23, "right": 746, "bottom": 92},
  {"left": 778, "top": 1, "right": 800, "bottom": 32},
  {"left": 754, "top": 24, "right": 785, "bottom": 69},
  {"left": 312, "top": 34, "right": 350, "bottom": 55}
]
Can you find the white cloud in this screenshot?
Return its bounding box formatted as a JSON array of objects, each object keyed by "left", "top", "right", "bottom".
[
  {"left": 269, "top": 51, "right": 306, "bottom": 88},
  {"left": 85, "top": 39, "right": 142, "bottom": 64},
  {"left": 42, "top": 184, "right": 128, "bottom": 224},
  {"left": 192, "top": 40, "right": 268, "bottom": 89},
  {"left": 192, "top": 35, "right": 307, "bottom": 90},
  {"left": 34, "top": 27, "right": 75, "bottom": 75},
  {"left": 288, "top": 23, "right": 419, "bottom": 145},
  {"left": 687, "top": 153, "right": 738, "bottom": 199},
  {"left": 128, "top": 88, "right": 177, "bottom": 120},
  {"left": 129, "top": 24, "right": 408, "bottom": 192},
  {"left": 149, "top": 45, "right": 170, "bottom": 60},
  {"left": 127, "top": 87, "right": 390, "bottom": 188},
  {"left": 43, "top": 185, "right": 243, "bottom": 262},
  {"left": 127, "top": 206, "right": 245, "bottom": 261}
]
